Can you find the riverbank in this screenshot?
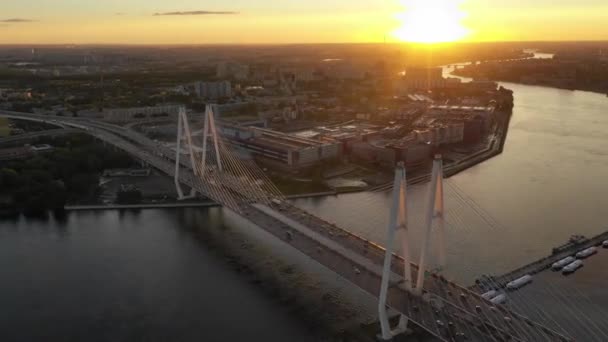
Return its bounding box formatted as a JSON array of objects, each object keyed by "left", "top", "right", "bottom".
[
  {"left": 444, "top": 108, "right": 512, "bottom": 177},
  {"left": 64, "top": 191, "right": 347, "bottom": 211},
  {"left": 452, "top": 69, "right": 608, "bottom": 96}
]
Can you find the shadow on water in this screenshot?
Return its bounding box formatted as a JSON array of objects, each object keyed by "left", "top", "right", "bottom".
[
  {"left": 0, "top": 214, "right": 20, "bottom": 225},
  {"left": 166, "top": 207, "right": 351, "bottom": 340},
  {"left": 53, "top": 209, "right": 68, "bottom": 223},
  {"left": 175, "top": 207, "right": 239, "bottom": 243},
  {"left": 117, "top": 208, "right": 142, "bottom": 220}
]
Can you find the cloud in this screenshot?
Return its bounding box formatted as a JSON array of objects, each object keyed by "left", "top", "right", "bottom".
[
  {"left": 153, "top": 11, "right": 238, "bottom": 16},
  {"left": 0, "top": 18, "right": 36, "bottom": 23}
]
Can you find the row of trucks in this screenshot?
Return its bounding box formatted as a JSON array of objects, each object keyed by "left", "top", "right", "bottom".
[
  {"left": 479, "top": 239, "right": 608, "bottom": 305},
  {"left": 480, "top": 274, "right": 534, "bottom": 305},
  {"left": 551, "top": 240, "right": 608, "bottom": 275}
]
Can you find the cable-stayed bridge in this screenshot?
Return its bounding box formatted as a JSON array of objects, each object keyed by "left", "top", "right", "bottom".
[{"left": 0, "top": 108, "right": 586, "bottom": 341}]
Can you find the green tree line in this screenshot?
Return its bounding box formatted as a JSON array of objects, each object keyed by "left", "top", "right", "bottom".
[{"left": 0, "top": 134, "right": 134, "bottom": 216}]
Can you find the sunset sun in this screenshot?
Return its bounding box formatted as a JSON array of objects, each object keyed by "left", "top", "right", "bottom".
[{"left": 393, "top": 0, "right": 469, "bottom": 43}]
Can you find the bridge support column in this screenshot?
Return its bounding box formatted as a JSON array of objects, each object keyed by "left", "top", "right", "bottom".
[
  {"left": 435, "top": 158, "right": 446, "bottom": 270},
  {"left": 174, "top": 107, "right": 197, "bottom": 200},
  {"left": 200, "top": 104, "right": 223, "bottom": 175},
  {"left": 416, "top": 155, "right": 445, "bottom": 292},
  {"left": 378, "top": 162, "right": 412, "bottom": 340}
]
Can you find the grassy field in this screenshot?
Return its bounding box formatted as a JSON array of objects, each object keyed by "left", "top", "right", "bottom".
[{"left": 0, "top": 118, "right": 9, "bottom": 137}]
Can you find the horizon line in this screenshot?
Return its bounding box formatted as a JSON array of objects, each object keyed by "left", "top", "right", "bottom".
[{"left": 1, "top": 39, "right": 608, "bottom": 47}]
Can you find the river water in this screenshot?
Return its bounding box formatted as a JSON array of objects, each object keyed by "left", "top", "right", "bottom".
[
  {"left": 3, "top": 54, "right": 608, "bottom": 341},
  {"left": 0, "top": 209, "right": 318, "bottom": 342}
]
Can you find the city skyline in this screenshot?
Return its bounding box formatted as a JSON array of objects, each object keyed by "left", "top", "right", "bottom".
[{"left": 1, "top": 0, "right": 608, "bottom": 44}]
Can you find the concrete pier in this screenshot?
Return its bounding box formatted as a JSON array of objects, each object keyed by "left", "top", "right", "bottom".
[{"left": 471, "top": 230, "right": 608, "bottom": 292}]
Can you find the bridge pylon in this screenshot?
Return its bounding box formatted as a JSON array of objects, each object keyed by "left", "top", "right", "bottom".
[
  {"left": 378, "top": 162, "right": 413, "bottom": 340},
  {"left": 416, "top": 155, "right": 446, "bottom": 291},
  {"left": 174, "top": 107, "right": 198, "bottom": 200},
  {"left": 200, "top": 104, "right": 223, "bottom": 176},
  {"left": 174, "top": 105, "right": 225, "bottom": 201}
]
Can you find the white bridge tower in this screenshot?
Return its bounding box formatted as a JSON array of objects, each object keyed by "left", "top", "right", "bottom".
[
  {"left": 378, "top": 156, "right": 446, "bottom": 340},
  {"left": 416, "top": 154, "right": 446, "bottom": 289},
  {"left": 174, "top": 105, "right": 224, "bottom": 200}
]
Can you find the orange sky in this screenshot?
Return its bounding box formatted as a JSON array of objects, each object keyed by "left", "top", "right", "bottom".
[{"left": 1, "top": 0, "right": 607, "bottom": 44}]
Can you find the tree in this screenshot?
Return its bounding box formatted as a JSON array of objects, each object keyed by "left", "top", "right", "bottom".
[
  {"left": 45, "top": 180, "right": 68, "bottom": 210},
  {"left": 0, "top": 168, "right": 19, "bottom": 189},
  {"left": 116, "top": 189, "right": 143, "bottom": 204}
]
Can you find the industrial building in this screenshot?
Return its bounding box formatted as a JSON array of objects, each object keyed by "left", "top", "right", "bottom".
[
  {"left": 220, "top": 125, "right": 341, "bottom": 170},
  {"left": 390, "top": 139, "right": 432, "bottom": 169},
  {"left": 349, "top": 136, "right": 432, "bottom": 169},
  {"left": 350, "top": 141, "right": 396, "bottom": 167}
]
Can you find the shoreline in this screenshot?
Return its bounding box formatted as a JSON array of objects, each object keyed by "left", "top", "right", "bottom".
[
  {"left": 63, "top": 191, "right": 343, "bottom": 211},
  {"left": 452, "top": 71, "right": 608, "bottom": 96}
]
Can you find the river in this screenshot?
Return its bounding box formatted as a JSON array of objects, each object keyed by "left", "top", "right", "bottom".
[
  {"left": 3, "top": 53, "right": 608, "bottom": 341},
  {"left": 0, "top": 209, "right": 319, "bottom": 342}
]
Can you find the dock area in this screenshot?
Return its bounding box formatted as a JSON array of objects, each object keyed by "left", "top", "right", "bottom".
[{"left": 471, "top": 230, "right": 608, "bottom": 292}]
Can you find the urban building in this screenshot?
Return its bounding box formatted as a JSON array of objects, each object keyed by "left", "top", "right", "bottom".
[
  {"left": 389, "top": 138, "right": 432, "bottom": 169},
  {"left": 463, "top": 116, "right": 485, "bottom": 143},
  {"left": 350, "top": 141, "right": 396, "bottom": 167},
  {"left": 220, "top": 116, "right": 267, "bottom": 128},
  {"left": 220, "top": 125, "right": 341, "bottom": 170},
  {"left": 194, "top": 81, "right": 232, "bottom": 100},
  {"left": 295, "top": 68, "right": 322, "bottom": 82},
  {"left": 427, "top": 105, "right": 495, "bottom": 130},
  {"left": 217, "top": 62, "right": 249, "bottom": 80},
  {"left": 414, "top": 123, "right": 465, "bottom": 146},
  {"left": 403, "top": 67, "right": 451, "bottom": 91},
  {"left": 103, "top": 105, "right": 181, "bottom": 123}
]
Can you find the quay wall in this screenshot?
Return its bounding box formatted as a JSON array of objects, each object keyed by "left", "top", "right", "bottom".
[{"left": 470, "top": 230, "right": 608, "bottom": 292}]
